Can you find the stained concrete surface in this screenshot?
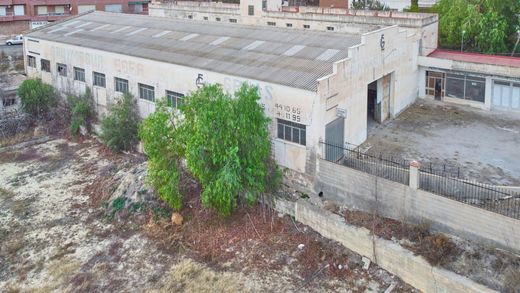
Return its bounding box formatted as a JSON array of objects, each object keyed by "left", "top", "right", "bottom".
[{"left": 363, "top": 99, "right": 520, "bottom": 185}]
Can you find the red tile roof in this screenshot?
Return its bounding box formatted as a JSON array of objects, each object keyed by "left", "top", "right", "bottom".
[{"left": 428, "top": 49, "right": 520, "bottom": 68}]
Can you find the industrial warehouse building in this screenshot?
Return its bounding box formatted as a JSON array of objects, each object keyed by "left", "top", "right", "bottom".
[{"left": 24, "top": 11, "right": 422, "bottom": 174}]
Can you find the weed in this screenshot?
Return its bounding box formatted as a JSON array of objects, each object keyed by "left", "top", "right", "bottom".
[
  {"left": 152, "top": 206, "right": 171, "bottom": 221},
  {"left": 111, "top": 197, "right": 127, "bottom": 213},
  {"left": 0, "top": 187, "right": 15, "bottom": 199},
  {"left": 413, "top": 234, "right": 457, "bottom": 266},
  {"left": 503, "top": 266, "right": 520, "bottom": 293},
  {"left": 129, "top": 202, "right": 143, "bottom": 213},
  {"left": 299, "top": 192, "right": 309, "bottom": 199}
]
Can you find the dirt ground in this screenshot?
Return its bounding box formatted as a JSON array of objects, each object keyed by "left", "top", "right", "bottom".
[
  {"left": 364, "top": 99, "right": 520, "bottom": 185},
  {"left": 0, "top": 137, "right": 415, "bottom": 292}
]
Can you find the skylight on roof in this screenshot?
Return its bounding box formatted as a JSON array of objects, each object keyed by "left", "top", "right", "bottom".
[
  {"left": 126, "top": 28, "right": 147, "bottom": 36},
  {"left": 90, "top": 24, "right": 110, "bottom": 32},
  {"left": 316, "top": 49, "right": 340, "bottom": 61},
  {"left": 111, "top": 26, "right": 131, "bottom": 34},
  {"left": 47, "top": 27, "right": 67, "bottom": 34},
  {"left": 283, "top": 45, "right": 306, "bottom": 56},
  {"left": 180, "top": 33, "right": 199, "bottom": 41},
  {"left": 64, "top": 29, "right": 84, "bottom": 37},
  {"left": 75, "top": 22, "right": 92, "bottom": 29},
  {"left": 152, "top": 30, "right": 172, "bottom": 38},
  {"left": 242, "top": 40, "right": 265, "bottom": 51},
  {"left": 210, "top": 36, "right": 230, "bottom": 46}
]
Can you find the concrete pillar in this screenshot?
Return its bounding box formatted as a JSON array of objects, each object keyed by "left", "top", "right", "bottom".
[{"left": 409, "top": 160, "right": 420, "bottom": 190}]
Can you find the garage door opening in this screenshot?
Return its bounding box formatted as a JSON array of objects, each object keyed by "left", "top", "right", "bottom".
[{"left": 367, "top": 80, "right": 379, "bottom": 131}]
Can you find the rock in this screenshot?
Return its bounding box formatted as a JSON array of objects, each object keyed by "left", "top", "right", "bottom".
[
  {"left": 362, "top": 256, "right": 371, "bottom": 270},
  {"left": 171, "top": 212, "right": 183, "bottom": 225},
  {"left": 34, "top": 125, "right": 46, "bottom": 136},
  {"left": 297, "top": 244, "right": 305, "bottom": 250},
  {"left": 323, "top": 200, "right": 339, "bottom": 214}
]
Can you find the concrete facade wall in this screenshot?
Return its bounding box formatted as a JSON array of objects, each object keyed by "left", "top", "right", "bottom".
[
  {"left": 317, "top": 25, "right": 420, "bottom": 145},
  {"left": 23, "top": 37, "right": 321, "bottom": 173},
  {"left": 315, "top": 158, "right": 520, "bottom": 253},
  {"left": 0, "top": 20, "right": 29, "bottom": 35},
  {"left": 275, "top": 199, "right": 496, "bottom": 293}
]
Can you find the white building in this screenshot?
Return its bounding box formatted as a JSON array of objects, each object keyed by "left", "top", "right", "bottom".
[{"left": 24, "top": 10, "right": 424, "bottom": 175}]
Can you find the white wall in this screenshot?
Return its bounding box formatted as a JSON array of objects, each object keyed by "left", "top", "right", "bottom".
[
  {"left": 317, "top": 26, "right": 420, "bottom": 145},
  {"left": 24, "top": 37, "right": 318, "bottom": 173}
]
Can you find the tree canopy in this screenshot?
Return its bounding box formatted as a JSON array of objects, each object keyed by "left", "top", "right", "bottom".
[
  {"left": 139, "top": 83, "right": 279, "bottom": 216},
  {"left": 434, "top": 0, "right": 520, "bottom": 54}
]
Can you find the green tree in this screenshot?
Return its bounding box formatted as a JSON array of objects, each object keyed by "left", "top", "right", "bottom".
[
  {"left": 434, "top": 0, "right": 519, "bottom": 53},
  {"left": 17, "top": 78, "right": 57, "bottom": 119},
  {"left": 351, "top": 0, "right": 389, "bottom": 10},
  {"left": 181, "top": 84, "right": 272, "bottom": 216},
  {"left": 100, "top": 93, "right": 140, "bottom": 152},
  {"left": 409, "top": 0, "right": 420, "bottom": 12},
  {"left": 140, "top": 83, "right": 278, "bottom": 216},
  {"left": 68, "top": 87, "right": 94, "bottom": 136},
  {"left": 139, "top": 99, "right": 184, "bottom": 210}
]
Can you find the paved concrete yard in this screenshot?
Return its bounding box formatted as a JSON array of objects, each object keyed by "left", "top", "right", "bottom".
[{"left": 363, "top": 99, "right": 520, "bottom": 185}]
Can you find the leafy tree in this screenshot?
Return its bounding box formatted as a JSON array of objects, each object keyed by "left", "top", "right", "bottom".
[
  {"left": 17, "top": 78, "right": 57, "bottom": 119},
  {"left": 434, "top": 0, "right": 520, "bottom": 54},
  {"left": 140, "top": 83, "right": 278, "bottom": 216},
  {"left": 100, "top": 92, "right": 140, "bottom": 152},
  {"left": 139, "top": 99, "right": 184, "bottom": 210},
  {"left": 409, "top": 0, "right": 419, "bottom": 12},
  {"left": 68, "top": 87, "right": 94, "bottom": 136},
  {"left": 181, "top": 84, "right": 272, "bottom": 216},
  {"left": 351, "top": 0, "right": 389, "bottom": 10}
]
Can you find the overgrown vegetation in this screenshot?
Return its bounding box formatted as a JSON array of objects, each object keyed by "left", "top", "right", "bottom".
[
  {"left": 139, "top": 100, "right": 184, "bottom": 210},
  {"left": 17, "top": 78, "right": 57, "bottom": 119},
  {"left": 68, "top": 88, "right": 94, "bottom": 136},
  {"left": 100, "top": 93, "right": 140, "bottom": 152},
  {"left": 433, "top": 0, "right": 520, "bottom": 54},
  {"left": 140, "top": 83, "right": 280, "bottom": 216}
]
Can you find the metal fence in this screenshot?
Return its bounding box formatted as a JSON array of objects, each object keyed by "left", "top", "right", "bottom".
[
  {"left": 420, "top": 169, "right": 520, "bottom": 220},
  {"left": 320, "top": 140, "right": 520, "bottom": 220},
  {"left": 320, "top": 141, "right": 409, "bottom": 185}
]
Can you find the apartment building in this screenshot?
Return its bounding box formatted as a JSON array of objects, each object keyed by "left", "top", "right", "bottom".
[{"left": 0, "top": 0, "right": 150, "bottom": 35}]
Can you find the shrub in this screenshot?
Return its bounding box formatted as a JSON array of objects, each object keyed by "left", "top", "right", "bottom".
[
  {"left": 17, "top": 78, "right": 57, "bottom": 119},
  {"left": 99, "top": 92, "right": 139, "bottom": 152},
  {"left": 139, "top": 99, "right": 184, "bottom": 210},
  {"left": 68, "top": 88, "right": 94, "bottom": 136},
  {"left": 140, "top": 83, "right": 280, "bottom": 216}
]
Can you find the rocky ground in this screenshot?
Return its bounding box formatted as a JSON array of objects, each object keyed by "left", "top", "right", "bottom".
[{"left": 0, "top": 137, "right": 415, "bottom": 292}]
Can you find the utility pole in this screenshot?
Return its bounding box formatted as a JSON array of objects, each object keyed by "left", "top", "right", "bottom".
[
  {"left": 460, "top": 30, "right": 465, "bottom": 52},
  {"left": 511, "top": 31, "right": 520, "bottom": 57}
]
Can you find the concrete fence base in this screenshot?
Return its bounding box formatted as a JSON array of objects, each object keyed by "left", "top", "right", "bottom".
[{"left": 274, "top": 198, "right": 496, "bottom": 293}]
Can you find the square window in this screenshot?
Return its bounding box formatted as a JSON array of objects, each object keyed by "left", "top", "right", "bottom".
[
  {"left": 203, "top": 16, "right": 208, "bottom": 20},
  {"left": 41, "top": 59, "right": 50, "bottom": 72},
  {"left": 229, "top": 18, "right": 237, "bottom": 23},
  {"left": 74, "top": 67, "right": 85, "bottom": 82},
  {"left": 57, "top": 63, "right": 67, "bottom": 77},
  {"left": 327, "top": 26, "right": 334, "bottom": 31},
  {"left": 248, "top": 5, "right": 254, "bottom": 16},
  {"left": 286, "top": 23, "right": 292, "bottom": 27},
  {"left": 277, "top": 119, "right": 306, "bottom": 146},
  {"left": 93, "top": 72, "right": 106, "bottom": 88},
  {"left": 166, "top": 90, "right": 184, "bottom": 108},
  {"left": 216, "top": 17, "right": 221, "bottom": 21},
  {"left": 303, "top": 24, "right": 310, "bottom": 29},
  {"left": 115, "top": 77, "right": 129, "bottom": 93},
  {"left": 139, "top": 83, "right": 155, "bottom": 102},
  {"left": 28, "top": 56, "right": 36, "bottom": 68},
  {"left": 267, "top": 22, "right": 276, "bottom": 26}
]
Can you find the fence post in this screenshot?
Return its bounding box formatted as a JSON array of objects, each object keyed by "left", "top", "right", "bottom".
[{"left": 409, "top": 160, "right": 420, "bottom": 190}]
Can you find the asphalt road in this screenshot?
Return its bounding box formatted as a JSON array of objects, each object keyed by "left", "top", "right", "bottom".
[{"left": 0, "top": 44, "right": 23, "bottom": 58}]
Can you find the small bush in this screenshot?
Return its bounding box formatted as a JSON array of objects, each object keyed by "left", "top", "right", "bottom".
[
  {"left": 14, "top": 59, "right": 24, "bottom": 72},
  {"left": 68, "top": 88, "right": 94, "bottom": 136},
  {"left": 414, "top": 234, "right": 457, "bottom": 266},
  {"left": 17, "top": 78, "right": 57, "bottom": 119},
  {"left": 99, "top": 92, "right": 140, "bottom": 152}
]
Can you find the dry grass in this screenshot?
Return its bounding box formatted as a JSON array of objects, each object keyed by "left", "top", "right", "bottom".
[
  {"left": 412, "top": 234, "right": 457, "bottom": 266},
  {"left": 503, "top": 266, "right": 520, "bottom": 293},
  {"left": 0, "top": 187, "right": 15, "bottom": 199},
  {"left": 152, "top": 259, "right": 247, "bottom": 293}
]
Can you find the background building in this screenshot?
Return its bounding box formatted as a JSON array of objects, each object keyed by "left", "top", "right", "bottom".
[{"left": 0, "top": 0, "right": 150, "bottom": 35}]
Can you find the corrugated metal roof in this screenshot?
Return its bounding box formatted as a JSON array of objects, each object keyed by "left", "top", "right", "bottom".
[{"left": 27, "top": 11, "right": 362, "bottom": 91}]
